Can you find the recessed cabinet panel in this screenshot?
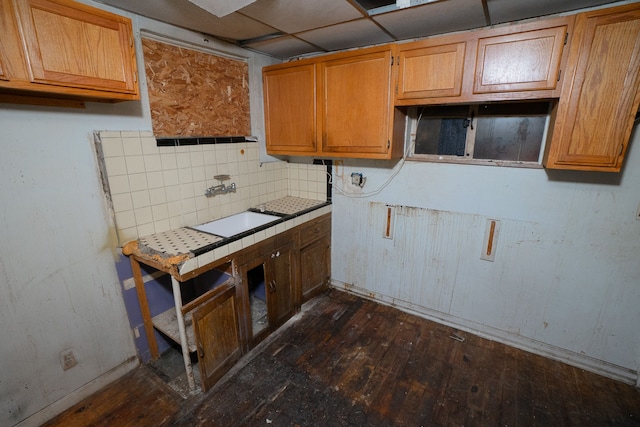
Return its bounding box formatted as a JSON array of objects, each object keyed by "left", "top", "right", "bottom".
[
  {"left": 264, "top": 63, "right": 317, "bottom": 154},
  {"left": 544, "top": 4, "right": 640, "bottom": 171},
  {"left": 321, "top": 48, "right": 394, "bottom": 155},
  {"left": 15, "top": 0, "right": 137, "bottom": 94},
  {"left": 397, "top": 42, "right": 465, "bottom": 100},
  {"left": 474, "top": 26, "right": 567, "bottom": 94}
]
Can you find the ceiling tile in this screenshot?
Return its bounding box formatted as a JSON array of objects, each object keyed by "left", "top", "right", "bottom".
[
  {"left": 97, "top": 0, "right": 277, "bottom": 40},
  {"left": 239, "top": 0, "right": 365, "bottom": 34},
  {"left": 297, "top": 18, "right": 394, "bottom": 51},
  {"left": 486, "top": 0, "right": 620, "bottom": 24},
  {"left": 243, "top": 35, "right": 323, "bottom": 58},
  {"left": 373, "top": 0, "right": 487, "bottom": 40}
]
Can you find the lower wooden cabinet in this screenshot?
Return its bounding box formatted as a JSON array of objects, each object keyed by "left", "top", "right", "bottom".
[
  {"left": 192, "top": 283, "right": 242, "bottom": 391},
  {"left": 237, "top": 213, "right": 331, "bottom": 351},
  {"left": 299, "top": 215, "right": 331, "bottom": 303},
  {"left": 238, "top": 239, "right": 297, "bottom": 349},
  {"left": 132, "top": 212, "right": 331, "bottom": 392}
]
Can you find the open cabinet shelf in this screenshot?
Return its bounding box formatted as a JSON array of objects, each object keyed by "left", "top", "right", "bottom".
[{"left": 152, "top": 309, "right": 197, "bottom": 353}]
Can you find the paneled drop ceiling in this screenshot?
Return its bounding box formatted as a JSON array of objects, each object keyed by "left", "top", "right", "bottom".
[{"left": 97, "top": 0, "right": 628, "bottom": 59}]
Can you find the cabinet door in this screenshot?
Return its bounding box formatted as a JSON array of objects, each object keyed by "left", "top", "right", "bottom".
[
  {"left": 474, "top": 26, "right": 567, "bottom": 94},
  {"left": 13, "top": 0, "right": 138, "bottom": 95},
  {"left": 397, "top": 41, "right": 465, "bottom": 100},
  {"left": 192, "top": 283, "right": 242, "bottom": 391},
  {"left": 266, "top": 242, "right": 296, "bottom": 328},
  {"left": 319, "top": 46, "right": 396, "bottom": 157},
  {"left": 300, "top": 235, "right": 330, "bottom": 303},
  {"left": 0, "top": 1, "right": 26, "bottom": 82},
  {"left": 264, "top": 62, "right": 317, "bottom": 155},
  {"left": 545, "top": 4, "right": 640, "bottom": 171}
]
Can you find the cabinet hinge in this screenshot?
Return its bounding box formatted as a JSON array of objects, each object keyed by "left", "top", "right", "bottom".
[
  {"left": 564, "top": 33, "right": 568, "bottom": 45},
  {"left": 557, "top": 69, "right": 561, "bottom": 82},
  {"left": 391, "top": 56, "right": 394, "bottom": 66},
  {"left": 619, "top": 143, "right": 625, "bottom": 156},
  {"left": 387, "top": 140, "right": 390, "bottom": 150}
]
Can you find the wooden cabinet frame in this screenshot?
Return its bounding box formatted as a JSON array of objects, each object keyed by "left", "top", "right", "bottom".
[
  {"left": 128, "top": 212, "right": 331, "bottom": 392},
  {"left": 264, "top": 45, "right": 405, "bottom": 159},
  {"left": 237, "top": 233, "right": 297, "bottom": 350},
  {"left": 544, "top": 3, "right": 640, "bottom": 172},
  {"left": 0, "top": 0, "right": 139, "bottom": 103},
  {"left": 395, "top": 16, "right": 574, "bottom": 106}
]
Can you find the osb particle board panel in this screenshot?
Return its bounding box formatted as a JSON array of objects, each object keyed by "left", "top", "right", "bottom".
[{"left": 142, "top": 38, "right": 250, "bottom": 137}]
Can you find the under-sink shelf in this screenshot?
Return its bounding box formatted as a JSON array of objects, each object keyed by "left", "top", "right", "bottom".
[{"left": 152, "top": 308, "right": 196, "bottom": 353}]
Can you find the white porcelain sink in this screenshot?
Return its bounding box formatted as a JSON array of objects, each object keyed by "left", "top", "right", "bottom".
[{"left": 191, "top": 211, "right": 281, "bottom": 238}]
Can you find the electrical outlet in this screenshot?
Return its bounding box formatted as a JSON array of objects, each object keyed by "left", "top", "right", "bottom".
[
  {"left": 60, "top": 349, "right": 78, "bottom": 371},
  {"left": 334, "top": 160, "right": 343, "bottom": 177},
  {"left": 351, "top": 172, "right": 366, "bottom": 187}
]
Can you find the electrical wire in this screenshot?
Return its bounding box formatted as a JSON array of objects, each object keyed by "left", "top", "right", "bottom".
[{"left": 326, "top": 109, "right": 422, "bottom": 198}]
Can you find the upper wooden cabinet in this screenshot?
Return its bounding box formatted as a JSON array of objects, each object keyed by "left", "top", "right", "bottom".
[
  {"left": 320, "top": 46, "right": 404, "bottom": 158},
  {"left": 544, "top": 3, "right": 640, "bottom": 172},
  {"left": 474, "top": 26, "right": 567, "bottom": 94},
  {"left": 397, "top": 41, "right": 465, "bottom": 100},
  {"left": 395, "top": 16, "right": 572, "bottom": 106},
  {"left": 263, "top": 62, "right": 316, "bottom": 155},
  {"left": 0, "top": 0, "right": 139, "bottom": 102},
  {"left": 264, "top": 45, "right": 405, "bottom": 159}
]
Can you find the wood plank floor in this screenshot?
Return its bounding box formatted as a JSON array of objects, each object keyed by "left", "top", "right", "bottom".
[{"left": 45, "top": 289, "right": 640, "bottom": 426}]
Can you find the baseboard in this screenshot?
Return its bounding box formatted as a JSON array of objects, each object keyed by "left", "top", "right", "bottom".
[
  {"left": 16, "top": 357, "right": 139, "bottom": 427},
  {"left": 332, "top": 281, "right": 638, "bottom": 386}
]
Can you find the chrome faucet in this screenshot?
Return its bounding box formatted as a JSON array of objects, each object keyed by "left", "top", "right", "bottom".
[{"left": 205, "top": 175, "right": 237, "bottom": 197}]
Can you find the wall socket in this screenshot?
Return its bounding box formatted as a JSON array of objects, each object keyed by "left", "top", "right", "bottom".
[{"left": 60, "top": 349, "right": 78, "bottom": 371}]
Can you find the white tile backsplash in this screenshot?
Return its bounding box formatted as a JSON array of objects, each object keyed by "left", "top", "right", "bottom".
[{"left": 98, "top": 131, "right": 328, "bottom": 245}]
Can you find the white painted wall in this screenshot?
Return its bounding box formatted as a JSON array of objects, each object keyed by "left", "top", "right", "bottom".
[
  {"left": 0, "top": 3, "right": 277, "bottom": 426},
  {"left": 331, "top": 128, "right": 640, "bottom": 384}
]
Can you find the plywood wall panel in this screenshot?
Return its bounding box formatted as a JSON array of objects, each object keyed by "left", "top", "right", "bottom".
[{"left": 142, "top": 39, "right": 250, "bottom": 137}]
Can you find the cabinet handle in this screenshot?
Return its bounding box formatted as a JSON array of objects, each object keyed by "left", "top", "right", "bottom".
[
  {"left": 271, "top": 251, "right": 280, "bottom": 258},
  {"left": 268, "top": 280, "right": 277, "bottom": 292}
]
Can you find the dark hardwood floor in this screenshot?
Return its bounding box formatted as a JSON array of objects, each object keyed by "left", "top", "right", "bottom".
[{"left": 45, "top": 289, "right": 640, "bottom": 426}]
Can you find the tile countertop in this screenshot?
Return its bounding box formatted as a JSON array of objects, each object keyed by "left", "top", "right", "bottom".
[{"left": 121, "top": 196, "right": 331, "bottom": 277}]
